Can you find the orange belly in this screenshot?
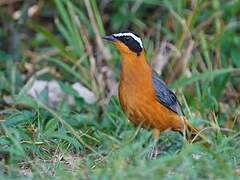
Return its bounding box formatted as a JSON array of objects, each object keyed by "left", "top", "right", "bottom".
[{"left": 119, "top": 86, "right": 184, "bottom": 132}]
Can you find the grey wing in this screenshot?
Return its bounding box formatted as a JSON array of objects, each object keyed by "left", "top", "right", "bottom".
[{"left": 152, "top": 72, "right": 184, "bottom": 115}]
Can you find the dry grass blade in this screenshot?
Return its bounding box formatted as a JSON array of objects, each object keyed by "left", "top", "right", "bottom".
[
  {"left": 194, "top": 11, "right": 223, "bottom": 34},
  {"left": 169, "top": 40, "right": 195, "bottom": 81},
  {"left": 153, "top": 41, "right": 181, "bottom": 75},
  {"left": 83, "top": 0, "right": 111, "bottom": 61}
]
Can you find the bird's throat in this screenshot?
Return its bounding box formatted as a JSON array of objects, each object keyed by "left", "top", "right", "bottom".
[{"left": 119, "top": 51, "right": 152, "bottom": 88}]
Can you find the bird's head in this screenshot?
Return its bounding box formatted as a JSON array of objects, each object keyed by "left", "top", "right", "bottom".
[{"left": 103, "top": 32, "right": 143, "bottom": 56}]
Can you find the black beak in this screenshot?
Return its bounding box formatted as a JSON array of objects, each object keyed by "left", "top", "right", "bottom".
[{"left": 103, "top": 34, "right": 115, "bottom": 41}]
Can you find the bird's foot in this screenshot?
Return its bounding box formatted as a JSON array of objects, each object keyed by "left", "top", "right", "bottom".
[{"left": 147, "top": 139, "right": 160, "bottom": 160}]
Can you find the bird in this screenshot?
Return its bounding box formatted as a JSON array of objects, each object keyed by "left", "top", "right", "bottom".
[{"left": 103, "top": 32, "right": 207, "bottom": 153}]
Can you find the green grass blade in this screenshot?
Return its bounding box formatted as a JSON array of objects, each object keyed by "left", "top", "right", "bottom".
[{"left": 171, "top": 68, "right": 238, "bottom": 88}]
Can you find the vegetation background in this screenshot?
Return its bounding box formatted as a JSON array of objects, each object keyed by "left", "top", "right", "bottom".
[{"left": 0, "top": 0, "right": 240, "bottom": 179}]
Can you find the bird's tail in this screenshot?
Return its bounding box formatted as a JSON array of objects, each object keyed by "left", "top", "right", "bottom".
[{"left": 182, "top": 117, "right": 211, "bottom": 146}]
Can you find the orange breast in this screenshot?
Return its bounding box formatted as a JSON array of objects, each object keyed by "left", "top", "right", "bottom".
[
  {"left": 118, "top": 50, "right": 184, "bottom": 132},
  {"left": 119, "top": 82, "right": 184, "bottom": 132}
]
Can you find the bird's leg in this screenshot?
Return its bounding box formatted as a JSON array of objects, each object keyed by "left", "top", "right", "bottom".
[{"left": 147, "top": 129, "right": 161, "bottom": 160}]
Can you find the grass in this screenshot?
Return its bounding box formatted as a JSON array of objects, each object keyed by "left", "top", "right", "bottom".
[{"left": 0, "top": 0, "right": 240, "bottom": 179}]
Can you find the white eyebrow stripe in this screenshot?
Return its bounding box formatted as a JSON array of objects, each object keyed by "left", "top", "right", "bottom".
[{"left": 113, "top": 32, "right": 143, "bottom": 48}]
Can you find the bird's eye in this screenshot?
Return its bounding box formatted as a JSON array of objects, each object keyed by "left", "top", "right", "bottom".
[{"left": 125, "top": 36, "right": 131, "bottom": 41}]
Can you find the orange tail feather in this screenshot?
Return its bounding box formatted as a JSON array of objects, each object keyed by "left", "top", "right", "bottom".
[{"left": 182, "top": 117, "right": 211, "bottom": 146}]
